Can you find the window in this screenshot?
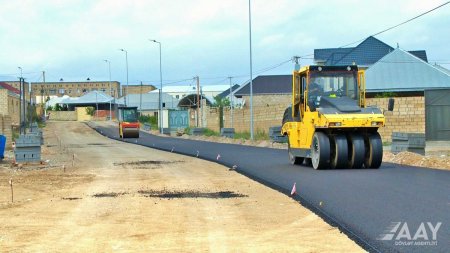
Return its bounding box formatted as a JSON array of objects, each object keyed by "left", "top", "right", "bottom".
[
  {"left": 176, "top": 95, "right": 179, "bottom": 99},
  {"left": 59, "top": 89, "right": 65, "bottom": 94}
]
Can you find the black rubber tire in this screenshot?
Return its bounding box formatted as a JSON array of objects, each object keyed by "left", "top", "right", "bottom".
[
  {"left": 282, "top": 106, "right": 300, "bottom": 126},
  {"left": 330, "top": 134, "right": 349, "bottom": 169},
  {"left": 282, "top": 107, "right": 292, "bottom": 126},
  {"left": 347, "top": 134, "right": 365, "bottom": 169},
  {"left": 288, "top": 141, "right": 304, "bottom": 165},
  {"left": 364, "top": 132, "right": 383, "bottom": 169},
  {"left": 311, "top": 132, "right": 331, "bottom": 170}
]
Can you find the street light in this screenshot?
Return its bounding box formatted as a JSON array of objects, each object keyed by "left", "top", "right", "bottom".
[
  {"left": 104, "top": 59, "right": 112, "bottom": 121},
  {"left": 248, "top": 0, "right": 254, "bottom": 140},
  {"left": 119, "top": 49, "right": 129, "bottom": 106},
  {"left": 18, "top": 67, "right": 24, "bottom": 134},
  {"left": 149, "top": 39, "right": 163, "bottom": 134}
]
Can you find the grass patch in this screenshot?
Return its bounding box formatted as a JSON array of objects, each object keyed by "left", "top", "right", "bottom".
[{"left": 234, "top": 129, "right": 269, "bottom": 141}]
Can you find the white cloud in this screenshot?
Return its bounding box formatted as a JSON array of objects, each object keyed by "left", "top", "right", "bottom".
[{"left": 0, "top": 0, "right": 448, "bottom": 84}]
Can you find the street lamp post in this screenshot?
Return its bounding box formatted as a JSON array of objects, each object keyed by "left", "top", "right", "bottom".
[
  {"left": 119, "top": 49, "right": 129, "bottom": 106},
  {"left": 104, "top": 59, "right": 112, "bottom": 121},
  {"left": 18, "top": 67, "right": 24, "bottom": 134},
  {"left": 248, "top": 0, "right": 254, "bottom": 140},
  {"left": 150, "top": 39, "right": 163, "bottom": 134}
]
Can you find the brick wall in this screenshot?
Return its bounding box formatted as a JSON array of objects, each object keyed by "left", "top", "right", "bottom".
[
  {"left": 366, "top": 96, "right": 425, "bottom": 142},
  {"left": 0, "top": 90, "right": 20, "bottom": 126},
  {"left": 48, "top": 111, "right": 77, "bottom": 121},
  {"left": 0, "top": 115, "right": 13, "bottom": 149},
  {"left": 199, "top": 94, "right": 291, "bottom": 133},
  {"left": 0, "top": 90, "right": 7, "bottom": 118},
  {"left": 199, "top": 94, "right": 425, "bottom": 142}
]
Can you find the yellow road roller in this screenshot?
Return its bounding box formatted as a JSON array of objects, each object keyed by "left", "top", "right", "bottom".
[
  {"left": 281, "top": 65, "right": 385, "bottom": 169},
  {"left": 118, "top": 106, "right": 140, "bottom": 138}
]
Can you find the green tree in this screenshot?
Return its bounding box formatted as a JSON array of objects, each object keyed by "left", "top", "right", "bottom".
[{"left": 85, "top": 107, "right": 95, "bottom": 116}]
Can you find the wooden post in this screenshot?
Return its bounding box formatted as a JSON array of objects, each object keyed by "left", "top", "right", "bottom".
[{"left": 9, "top": 178, "right": 13, "bottom": 203}]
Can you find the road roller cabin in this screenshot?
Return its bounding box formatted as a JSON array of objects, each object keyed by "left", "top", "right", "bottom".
[
  {"left": 118, "top": 106, "right": 140, "bottom": 138},
  {"left": 281, "top": 65, "right": 385, "bottom": 169}
]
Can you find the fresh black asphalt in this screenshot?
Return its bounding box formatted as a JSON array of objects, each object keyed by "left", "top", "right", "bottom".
[{"left": 92, "top": 124, "right": 450, "bottom": 253}]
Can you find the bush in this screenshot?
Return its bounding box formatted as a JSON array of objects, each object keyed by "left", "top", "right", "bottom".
[
  {"left": 46, "top": 105, "right": 53, "bottom": 111},
  {"left": 234, "top": 129, "right": 268, "bottom": 141},
  {"left": 85, "top": 106, "right": 95, "bottom": 116},
  {"left": 139, "top": 115, "right": 158, "bottom": 129},
  {"left": 374, "top": 92, "right": 397, "bottom": 98}
]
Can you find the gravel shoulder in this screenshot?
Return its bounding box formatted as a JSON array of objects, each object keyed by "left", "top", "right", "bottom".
[
  {"left": 147, "top": 130, "right": 450, "bottom": 170},
  {"left": 0, "top": 121, "right": 363, "bottom": 252}
]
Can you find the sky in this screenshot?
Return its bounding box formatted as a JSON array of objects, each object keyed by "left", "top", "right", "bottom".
[{"left": 0, "top": 0, "right": 449, "bottom": 87}]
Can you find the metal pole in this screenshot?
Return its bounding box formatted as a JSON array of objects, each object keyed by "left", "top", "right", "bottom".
[
  {"left": 249, "top": 0, "right": 254, "bottom": 140},
  {"left": 95, "top": 92, "right": 98, "bottom": 119},
  {"left": 229, "top": 77, "right": 233, "bottom": 128},
  {"left": 104, "top": 60, "right": 112, "bottom": 121},
  {"left": 159, "top": 42, "right": 163, "bottom": 133},
  {"left": 18, "top": 68, "right": 23, "bottom": 134},
  {"left": 196, "top": 76, "right": 200, "bottom": 127},
  {"left": 119, "top": 49, "right": 128, "bottom": 106},
  {"left": 140, "top": 81, "right": 143, "bottom": 114},
  {"left": 150, "top": 40, "right": 163, "bottom": 133}
]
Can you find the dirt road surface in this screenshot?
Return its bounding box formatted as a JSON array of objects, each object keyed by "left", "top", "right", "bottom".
[{"left": 0, "top": 122, "right": 363, "bottom": 252}]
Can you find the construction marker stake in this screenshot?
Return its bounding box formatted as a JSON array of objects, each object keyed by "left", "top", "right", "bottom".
[
  {"left": 9, "top": 178, "right": 13, "bottom": 203},
  {"left": 171, "top": 147, "right": 174, "bottom": 152},
  {"left": 63, "top": 165, "right": 66, "bottom": 173},
  {"left": 196, "top": 150, "right": 199, "bottom": 158},
  {"left": 216, "top": 154, "right": 221, "bottom": 160},
  {"left": 72, "top": 154, "right": 75, "bottom": 167},
  {"left": 290, "top": 182, "right": 297, "bottom": 196},
  {"left": 232, "top": 165, "right": 238, "bottom": 170}
]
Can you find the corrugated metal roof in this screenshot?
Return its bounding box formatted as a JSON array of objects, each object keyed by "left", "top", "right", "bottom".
[
  {"left": 314, "top": 36, "right": 428, "bottom": 66},
  {"left": 365, "top": 48, "right": 450, "bottom": 92},
  {"left": 234, "top": 75, "right": 291, "bottom": 96},
  {"left": 334, "top": 37, "right": 393, "bottom": 66},
  {"left": 217, "top": 84, "right": 240, "bottom": 98},
  {"left": 314, "top": 48, "right": 352, "bottom": 62},
  {"left": 116, "top": 93, "right": 179, "bottom": 110},
  {"left": 62, "top": 91, "right": 113, "bottom": 104}
]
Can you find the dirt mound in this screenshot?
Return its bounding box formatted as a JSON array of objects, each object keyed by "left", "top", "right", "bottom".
[{"left": 383, "top": 151, "right": 450, "bottom": 170}]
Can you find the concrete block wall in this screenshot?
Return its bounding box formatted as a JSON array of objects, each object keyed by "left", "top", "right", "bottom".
[
  {"left": 48, "top": 111, "right": 77, "bottom": 121},
  {"left": 200, "top": 94, "right": 291, "bottom": 133},
  {"left": 191, "top": 94, "right": 425, "bottom": 142},
  {"left": 0, "top": 90, "right": 20, "bottom": 126},
  {"left": 366, "top": 96, "right": 425, "bottom": 142},
  {"left": 0, "top": 115, "right": 13, "bottom": 149}
]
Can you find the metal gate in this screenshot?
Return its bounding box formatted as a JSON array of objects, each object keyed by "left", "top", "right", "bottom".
[
  {"left": 425, "top": 89, "right": 450, "bottom": 141},
  {"left": 168, "top": 110, "right": 189, "bottom": 129}
]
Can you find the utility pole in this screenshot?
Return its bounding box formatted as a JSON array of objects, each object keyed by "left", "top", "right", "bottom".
[
  {"left": 228, "top": 77, "right": 233, "bottom": 128},
  {"left": 200, "top": 86, "right": 204, "bottom": 127},
  {"left": 139, "top": 81, "right": 143, "bottom": 114},
  {"left": 42, "top": 71, "right": 46, "bottom": 82},
  {"left": 104, "top": 59, "right": 112, "bottom": 121},
  {"left": 196, "top": 76, "right": 200, "bottom": 127},
  {"left": 248, "top": 0, "right": 254, "bottom": 140},
  {"left": 292, "top": 56, "right": 301, "bottom": 71}
]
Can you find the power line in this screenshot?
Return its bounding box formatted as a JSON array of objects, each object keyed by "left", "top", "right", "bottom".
[{"left": 339, "top": 1, "right": 450, "bottom": 48}]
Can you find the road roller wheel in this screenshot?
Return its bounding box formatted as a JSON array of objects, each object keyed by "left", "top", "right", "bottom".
[
  {"left": 347, "top": 134, "right": 365, "bottom": 169},
  {"left": 330, "top": 134, "right": 348, "bottom": 169},
  {"left": 364, "top": 133, "right": 383, "bottom": 169},
  {"left": 311, "top": 132, "right": 330, "bottom": 170},
  {"left": 288, "top": 141, "right": 304, "bottom": 165}
]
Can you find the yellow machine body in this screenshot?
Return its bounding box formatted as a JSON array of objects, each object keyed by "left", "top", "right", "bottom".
[{"left": 281, "top": 65, "right": 385, "bottom": 169}]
